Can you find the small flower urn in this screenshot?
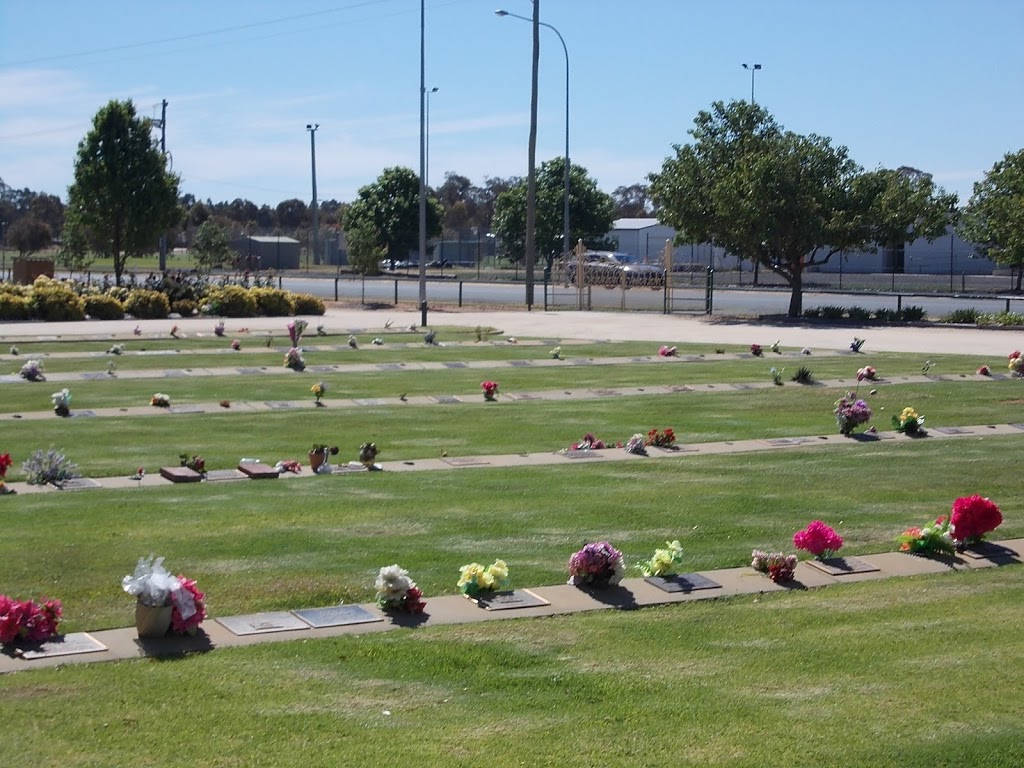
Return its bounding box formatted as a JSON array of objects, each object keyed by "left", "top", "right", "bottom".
[
  {"left": 54, "top": 404, "right": 70, "bottom": 418},
  {"left": 358, "top": 442, "right": 379, "bottom": 469},
  {"left": 135, "top": 601, "right": 172, "bottom": 638},
  {"left": 308, "top": 451, "right": 326, "bottom": 472}
]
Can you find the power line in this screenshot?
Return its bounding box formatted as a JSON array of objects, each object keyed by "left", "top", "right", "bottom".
[{"left": 9, "top": 0, "right": 402, "bottom": 66}]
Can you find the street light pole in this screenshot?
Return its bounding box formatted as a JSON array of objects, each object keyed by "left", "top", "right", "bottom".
[
  {"left": 306, "top": 124, "right": 319, "bottom": 268},
  {"left": 418, "top": 0, "right": 429, "bottom": 326},
  {"left": 496, "top": 9, "right": 570, "bottom": 274},
  {"left": 742, "top": 63, "right": 762, "bottom": 105},
  {"left": 0, "top": 221, "right": 6, "bottom": 282}
]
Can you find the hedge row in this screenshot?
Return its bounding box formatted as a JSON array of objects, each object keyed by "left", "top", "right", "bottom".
[{"left": 0, "top": 277, "right": 325, "bottom": 321}]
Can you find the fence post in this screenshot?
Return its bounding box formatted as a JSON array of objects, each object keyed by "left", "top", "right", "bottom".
[
  {"left": 1007, "top": 298, "right": 1012, "bottom": 314},
  {"left": 361, "top": 274, "right": 365, "bottom": 306},
  {"left": 459, "top": 281, "right": 464, "bottom": 308},
  {"left": 897, "top": 295, "right": 903, "bottom": 313},
  {"left": 705, "top": 267, "right": 715, "bottom": 314},
  {"left": 278, "top": 275, "right": 282, "bottom": 290},
  {"left": 334, "top": 277, "right": 339, "bottom": 302},
  {"left": 394, "top": 280, "right": 398, "bottom": 306}
]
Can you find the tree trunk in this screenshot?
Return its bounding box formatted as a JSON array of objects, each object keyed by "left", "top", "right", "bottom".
[{"left": 787, "top": 270, "right": 803, "bottom": 318}]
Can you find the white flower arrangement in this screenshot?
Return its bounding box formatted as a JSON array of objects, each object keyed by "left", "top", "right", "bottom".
[
  {"left": 374, "top": 564, "right": 426, "bottom": 613},
  {"left": 624, "top": 433, "right": 648, "bottom": 455}
]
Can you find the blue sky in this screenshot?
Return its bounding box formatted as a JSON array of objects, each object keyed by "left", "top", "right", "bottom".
[{"left": 1, "top": 0, "right": 1021, "bottom": 208}]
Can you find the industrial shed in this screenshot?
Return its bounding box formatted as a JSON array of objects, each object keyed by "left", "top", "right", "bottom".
[{"left": 230, "top": 236, "right": 301, "bottom": 270}]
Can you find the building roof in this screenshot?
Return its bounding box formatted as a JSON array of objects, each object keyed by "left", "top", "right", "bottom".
[
  {"left": 249, "top": 236, "right": 300, "bottom": 244},
  {"left": 612, "top": 218, "right": 666, "bottom": 231}
]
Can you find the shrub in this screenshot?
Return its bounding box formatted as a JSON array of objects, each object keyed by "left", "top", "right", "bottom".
[
  {"left": 791, "top": 366, "right": 814, "bottom": 384},
  {"left": 987, "top": 311, "right": 1024, "bottom": 327},
  {"left": 873, "top": 308, "right": 899, "bottom": 323},
  {"left": 83, "top": 293, "right": 125, "bottom": 320},
  {"left": 0, "top": 293, "right": 31, "bottom": 320},
  {"left": 123, "top": 289, "right": 171, "bottom": 319},
  {"left": 203, "top": 285, "right": 257, "bottom": 317},
  {"left": 899, "top": 305, "right": 927, "bottom": 322},
  {"left": 819, "top": 305, "right": 845, "bottom": 320},
  {"left": 846, "top": 306, "right": 872, "bottom": 322},
  {"left": 943, "top": 308, "right": 981, "bottom": 325},
  {"left": 171, "top": 299, "right": 198, "bottom": 317},
  {"left": 28, "top": 277, "right": 86, "bottom": 321},
  {"left": 250, "top": 287, "right": 295, "bottom": 316},
  {"left": 802, "top": 307, "right": 822, "bottom": 319},
  {"left": 21, "top": 448, "right": 80, "bottom": 488},
  {"left": 291, "top": 292, "right": 326, "bottom": 315}
]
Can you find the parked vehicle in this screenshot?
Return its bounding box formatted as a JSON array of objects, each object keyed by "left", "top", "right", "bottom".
[{"left": 563, "top": 251, "right": 665, "bottom": 289}]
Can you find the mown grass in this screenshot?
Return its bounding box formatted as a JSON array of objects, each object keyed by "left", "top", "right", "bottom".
[{"left": 1, "top": 571, "right": 1021, "bottom": 767}]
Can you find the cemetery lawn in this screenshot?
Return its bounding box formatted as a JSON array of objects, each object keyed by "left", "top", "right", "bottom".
[{"left": 0, "top": 569, "right": 1021, "bottom": 767}]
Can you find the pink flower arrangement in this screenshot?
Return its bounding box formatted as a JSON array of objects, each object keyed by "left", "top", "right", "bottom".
[
  {"left": 481, "top": 381, "right": 499, "bottom": 401},
  {"left": 571, "top": 433, "right": 607, "bottom": 450},
  {"left": 856, "top": 366, "right": 877, "bottom": 381},
  {"left": 950, "top": 495, "right": 1003, "bottom": 546},
  {"left": 977, "top": 365, "right": 991, "bottom": 376},
  {"left": 751, "top": 550, "right": 798, "bottom": 583},
  {"left": 750, "top": 344, "right": 763, "bottom": 357},
  {"left": 170, "top": 577, "right": 207, "bottom": 636},
  {"left": 658, "top": 345, "right": 677, "bottom": 357},
  {"left": 0, "top": 594, "right": 62, "bottom": 645},
  {"left": 230, "top": 339, "right": 241, "bottom": 351},
  {"left": 0, "top": 452, "right": 13, "bottom": 495},
  {"left": 793, "top": 521, "right": 844, "bottom": 559},
  {"left": 568, "top": 541, "right": 625, "bottom": 588}
]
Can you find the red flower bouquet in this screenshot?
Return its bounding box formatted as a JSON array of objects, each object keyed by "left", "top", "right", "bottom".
[
  {"left": 793, "top": 520, "right": 844, "bottom": 559},
  {"left": 0, "top": 594, "right": 62, "bottom": 645},
  {"left": 170, "top": 577, "right": 207, "bottom": 635},
  {"left": 950, "top": 495, "right": 1002, "bottom": 546},
  {"left": 481, "top": 381, "right": 499, "bottom": 401}
]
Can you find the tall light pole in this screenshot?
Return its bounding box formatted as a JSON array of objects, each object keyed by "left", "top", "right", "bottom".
[
  {"left": 742, "top": 63, "right": 762, "bottom": 105},
  {"left": 0, "top": 221, "right": 6, "bottom": 281},
  {"left": 497, "top": 9, "right": 570, "bottom": 276},
  {"left": 306, "top": 124, "right": 319, "bottom": 269},
  {"left": 418, "top": 0, "right": 429, "bottom": 325},
  {"left": 425, "top": 87, "right": 438, "bottom": 189}
]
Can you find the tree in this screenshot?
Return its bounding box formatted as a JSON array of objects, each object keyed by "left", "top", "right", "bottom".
[
  {"left": 342, "top": 167, "right": 443, "bottom": 274},
  {"left": 611, "top": 183, "right": 654, "bottom": 219},
  {"left": 56, "top": 222, "right": 94, "bottom": 278},
  {"left": 7, "top": 217, "right": 52, "bottom": 257},
  {"left": 66, "top": 99, "right": 180, "bottom": 285},
  {"left": 191, "top": 219, "right": 233, "bottom": 271},
  {"left": 275, "top": 199, "right": 308, "bottom": 229},
  {"left": 492, "top": 158, "right": 614, "bottom": 273},
  {"left": 649, "top": 100, "right": 952, "bottom": 317},
  {"left": 959, "top": 149, "right": 1024, "bottom": 292}
]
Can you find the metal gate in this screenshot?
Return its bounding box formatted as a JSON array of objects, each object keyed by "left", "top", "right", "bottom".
[{"left": 545, "top": 240, "right": 713, "bottom": 314}]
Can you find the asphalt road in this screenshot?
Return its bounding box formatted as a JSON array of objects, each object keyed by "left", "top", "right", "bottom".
[{"left": 283, "top": 275, "right": 1024, "bottom": 317}]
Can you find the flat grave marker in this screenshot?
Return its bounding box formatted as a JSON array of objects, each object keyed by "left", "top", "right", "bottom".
[
  {"left": 170, "top": 405, "right": 203, "bottom": 414},
  {"left": 62, "top": 478, "right": 102, "bottom": 490},
  {"left": 431, "top": 395, "right": 462, "bottom": 404},
  {"left": 561, "top": 449, "right": 605, "bottom": 459},
  {"left": 441, "top": 457, "right": 491, "bottom": 467},
  {"left": 644, "top": 573, "right": 722, "bottom": 593},
  {"left": 443, "top": 362, "right": 467, "bottom": 369},
  {"left": 217, "top": 612, "right": 309, "bottom": 636},
  {"left": 237, "top": 463, "right": 280, "bottom": 479},
  {"left": 159, "top": 466, "right": 203, "bottom": 483},
  {"left": 80, "top": 372, "right": 108, "bottom": 381},
  {"left": 932, "top": 427, "right": 970, "bottom": 435},
  {"left": 16, "top": 632, "right": 107, "bottom": 660},
  {"left": 508, "top": 360, "right": 533, "bottom": 367},
  {"left": 354, "top": 398, "right": 388, "bottom": 407},
  {"left": 292, "top": 604, "right": 383, "bottom": 628},
  {"left": 204, "top": 469, "right": 248, "bottom": 482},
  {"left": 468, "top": 589, "right": 550, "bottom": 611},
  {"left": 806, "top": 556, "right": 880, "bottom": 576},
  {"left": 70, "top": 410, "right": 97, "bottom": 418},
  {"left": 265, "top": 401, "right": 298, "bottom": 409}
]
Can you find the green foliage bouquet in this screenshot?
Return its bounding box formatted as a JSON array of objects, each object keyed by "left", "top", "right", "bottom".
[{"left": 636, "top": 540, "right": 684, "bottom": 578}]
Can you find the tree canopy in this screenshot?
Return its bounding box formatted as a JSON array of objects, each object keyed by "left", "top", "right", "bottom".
[
  {"left": 7, "top": 217, "right": 52, "bottom": 257},
  {"left": 190, "top": 219, "right": 233, "bottom": 272},
  {"left": 342, "top": 166, "right": 443, "bottom": 274},
  {"left": 492, "top": 158, "right": 614, "bottom": 272},
  {"left": 959, "top": 148, "right": 1024, "bottom": 291},
  {"left": 66, "top": 99, "right": 180, "bottom": 285},
  {"left": 649, "top": 101, "right": 957, "bottom": 316}
]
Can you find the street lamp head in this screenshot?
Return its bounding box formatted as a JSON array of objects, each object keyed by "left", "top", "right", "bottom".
[
  {"left": 495, "top": 9, "right": 509, "bottom": 16},
  {"left": 742, "top": 63, "right": 762, "bottom": 71},
  {"left": 306, "top": 123, "right": 319, "bottom": 131}
]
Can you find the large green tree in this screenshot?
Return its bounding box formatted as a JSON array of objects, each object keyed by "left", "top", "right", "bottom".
[
  {"left": 959, "top": 148, "right": 1024, "bottom": 291},
  {"left": 649, "top": 101, "right": 957, "bottom": 317},
  {"left": 492, "top": 158, "right": 614, "bottom": 273},
  {"left": 190, "top": 219, "right": 233, "bottom": 272},
  {"left": 342, "top": 166, "right": 442, "bottom": 274},
  {"left": 66, "top": 100, "right": 180, "bottom": 285}
]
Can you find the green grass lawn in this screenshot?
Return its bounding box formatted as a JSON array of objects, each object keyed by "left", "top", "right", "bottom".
[
  {"left": 1, "top": 571, "right": 1021, "bottom": 767},
  {"left": 1, "top": 331, "right": 1021, "bottom": 765}
]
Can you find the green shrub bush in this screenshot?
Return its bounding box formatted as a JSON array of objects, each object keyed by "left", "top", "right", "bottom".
[
  {"left": 899, "top": 305, "right": 927, "bottom": 322},
  {"left": 943, "top": 308, "right": 981, "bottom": 324},
  {"left": 123, "top": 289, "right": 171, "bottom": 319},
  {"left": 846, "top": 306, "right": 872, "bottom": 322},
  {"left": 203, "top": 285, "right": 257, "bottom": 317},
  {"left": 290, "top": 292, "right": 326, "bottom": 315},
  {"left": 986, "top": 311, "right": 1024, "bottom": 327},
  {"left": 28, "top": 276, "right": 86, "bottom": 321},
  {"left": 818, "top": 305, "right": 846, "bottom": 320},
  {"left": 250, "top": 287, "right": 295, "bottom": 316},
  {"left": 171, "top": 299, "right": 198, "bottom": 317},
  {"left": 84, "top": 293, "right": 125, "bottom": 320}
]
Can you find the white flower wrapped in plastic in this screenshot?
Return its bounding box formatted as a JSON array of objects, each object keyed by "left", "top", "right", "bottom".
[{"left": 122, "top": 555, "right": 180, "bottom": 607}]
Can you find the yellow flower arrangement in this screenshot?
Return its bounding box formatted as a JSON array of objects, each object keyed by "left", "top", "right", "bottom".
[{"left": 457, "top": 559, "right": 509, "bottom": 596}]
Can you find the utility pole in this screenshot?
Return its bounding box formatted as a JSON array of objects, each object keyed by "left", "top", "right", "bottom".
[
  {"left": 524, "top": 0, "right": 540, "bottom": 310},
  {"left": 306, "top": 124, "right": 319, "bottom": 267},
  {"left": 157, "top": 99, "right": 168, "bottom": 272}
]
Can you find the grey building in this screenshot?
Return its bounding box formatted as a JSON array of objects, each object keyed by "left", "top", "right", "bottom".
[{"left": 230, "top": 236, "right": 301, "bottom": 270}]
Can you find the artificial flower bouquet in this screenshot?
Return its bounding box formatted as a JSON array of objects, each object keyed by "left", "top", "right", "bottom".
[
  {"left": 568, "top": 541, "right": 625, "bottom": 588},
  {"left": 856, "top": 366, "right": 877, "bottom": 381},
  {"left": 0, "top": 594, "right": 62, "bottom": 646},
  {"left": 19, "top": 360, "right": 45, "bottom": 382},
  {"left": 481, "top": 380, "right": 499, "bottom": 401},
  {"left": 287, "top": 319, "right": 308, "bottom": 346},
  {"left": 850, "top": 337, "right": 865, "bottom": 353},
  {"left": 312, "top": 381, "right": 327, "bottom": 405},
  {"left": 892, "top": 406, "right": 925, "bottom": 435},
  {"left": 284, "top": 348, "right": 306, "bottom": 371},
  {"left": 750, "top": 343, "right": 763, "bottom": 357},
  {"left": 51, "top": 388, "right": 71, "bottom": 418},
  {"left": 949, "top": 495, "right": 1002, "bottom": 548},
  {"left": 457, "top": 559, "right": 509, "bottom": 597},
  {"left": 151, "top": 393, "right": 171, "bottom": 408},
  {"left": 834, "top": 394, "right": 871, "bottom": 435},
  {"left": 658, "top": 345, "right": 677, "bottom": 357},
  {"left": 645, "top": 427, "right": 677, "bottom": 449},
  {"left": 230, "top": 339, "right": 241, "bottom": 351},
  {"left": 0, "top": 452, "right": 14, "bottom": 495},
  {"left": 375, "top": 564, "right": 426, "bottom": 614},
  {"left": 570, "top": 432, "right": 608, "bottom": 450},
  {"left": 896, "top": 516, "right": 955, "bottom": 556},
  {"left": 636, "top": 540, "right": 684, "bottom": 578},
  {"left": 121, "top": 556, "right": 206, "bottom": 636},
  {"left": 793, "top": 520, "right": 844, "bottom": 560},
  {"left": 624, "top": 433, "right": 648, "bottom": 455},
  {"left": 751, "top": 550, "right": 798, "bottom": 583},
  {"left": 179, "top": 453, "right": 206, "bottom": 474},
  {"left": 358, "top": 442, "right": 380, "bottom": 468},
  {"left": 1009, "top": 351, "right": 1023, "bottom": 376},
  {"left": 214, "top": 319, "right": 226, "bottom": 337},
  {"left": 977, "top": 365, "right": 991, "bottom": 376},
  {"left": 550, "top": 346, "right": 562, "bottom": 359}
]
